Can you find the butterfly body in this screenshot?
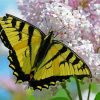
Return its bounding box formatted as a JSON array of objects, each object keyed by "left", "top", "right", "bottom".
[
  {"left": 33, "top": 31, "right": 54, "bottom": 69},
  {"left": 0, "top": 14, "right": 92, "bottom": 90}
]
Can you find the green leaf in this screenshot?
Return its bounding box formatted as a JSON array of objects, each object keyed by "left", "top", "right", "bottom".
[
  {"left": 50, "top": 97, "right": 69, "bottom": 100},
  {"left": 26, "top": 88, "right": 34, "bottom": 95},
  {"left": 89, "top": 83, "right": 100, "bottom": 93},
  {"left": 94, "top": 92, "right": 100, "bottom": 100},
  {"left": 51, "top": 89, "right": 70, "bottom": 100},
  {"left": 27, "top": 95, "right": 35, "bottom": 100},
  {"left": 54, "top": 89, "right": 68, "bottom": 97},
  {"left": 26, "top": 88, "right": 35, "bottom": 100}
]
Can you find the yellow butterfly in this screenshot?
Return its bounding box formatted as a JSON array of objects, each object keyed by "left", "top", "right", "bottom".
[{"left": 0, "top": 14, "right": 92, "bottom": 90}]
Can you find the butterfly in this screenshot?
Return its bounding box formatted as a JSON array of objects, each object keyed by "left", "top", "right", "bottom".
[{"left": 0, "top": 14, "right": 92, "bottom": 90}]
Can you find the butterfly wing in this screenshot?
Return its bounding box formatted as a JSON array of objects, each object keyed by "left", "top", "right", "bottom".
[
  {"left": 30, "top": 40, "right": 92, "bottom": 89},
  {"left": 0, "top": 14, "right": 92, "bottom": 90},
  {"left": 0, "top": 14, "right": 45, "bottom": 81}
]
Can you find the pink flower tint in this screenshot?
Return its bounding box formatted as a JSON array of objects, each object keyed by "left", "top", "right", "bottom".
[
  {"left": 95, "top": 0, "right": 100, "bottom": 3},
  {"left": 80, "top": 30, "right": 99, "bottom": 52},
  {"left": 68, "top": 0, "right": 90, "bottom": 9},
  {"left": 81, "top": 30, "right": 95, "bottom": 41},
  {"left": 68, "top": 0, "right": 79, "bottom": 9},
  {"left": 85, "top": 9, "right": 99, "bottom": 24},
  {"left": 0, "top": 77, "right": 25, "bottom": 92},
  {"left": 90, "top": 13, "right": 97, "bottom": 20}
]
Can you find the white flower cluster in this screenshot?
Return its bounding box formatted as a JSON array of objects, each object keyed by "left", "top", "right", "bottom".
[
  {"left": 17, "top": 0, "right": 92, "bottom": 41},
  {"left": 17, "top": 0, "right": 100, "bottom": 76}
]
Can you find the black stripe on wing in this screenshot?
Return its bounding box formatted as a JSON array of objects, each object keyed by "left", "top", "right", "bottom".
[
  {"left": 40, "top": 43, "right": 67, "bottom": 68},
  {"left": 0, "top": 25, "right": 12, "bottom": 49},
  {"left": 6, "top": 13, "right": 46, "bottom": 37},
  {"left": 8, "top": 50, "right": 30, "bottom": 81},
  {"left": 41, "top": 40, "right": 92, "bottom": 76},
  {"left": 0, "top": 26, "right": 30, "bottom": 81}
]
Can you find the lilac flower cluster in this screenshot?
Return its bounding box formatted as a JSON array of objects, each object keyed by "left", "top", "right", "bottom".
[{"left": 17, "top": 0, "right": 100, "bottom": 78}]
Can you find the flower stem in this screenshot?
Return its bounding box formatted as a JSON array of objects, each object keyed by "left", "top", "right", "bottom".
[
  {"left": 74, "top": 76, "right": 82, "bottom": 100},
  {"left": 87, "top": 83, "right": 91, "bottom": 100},
  {"left": 61, "top": 81, "right": 72, "bottom": 100}
]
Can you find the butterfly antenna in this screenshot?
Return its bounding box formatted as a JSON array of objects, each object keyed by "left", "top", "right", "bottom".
[
  {"left": 49, "top": 25, "right": 53, "bottom": 33},
  {"left": 44, "top": 16, "right": 49, "bottom": 29},
  {"left": 54, "top": 25, "right": 66, "bottom": 38}
]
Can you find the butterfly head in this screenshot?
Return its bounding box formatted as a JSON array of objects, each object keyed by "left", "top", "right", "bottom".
[
  {"left": 45, "top": 31, "right": 54, "bottom": 41},
  {"left": 48, "top": 31, "right": 54, "bottom": 42},
  {"left": 49, "top": 30, "right": 54, "bottom": 35}
]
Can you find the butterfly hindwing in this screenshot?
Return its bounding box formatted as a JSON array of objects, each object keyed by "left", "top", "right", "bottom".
[{"left": 30, "top": 41, "right": 91, "bottom": 89}]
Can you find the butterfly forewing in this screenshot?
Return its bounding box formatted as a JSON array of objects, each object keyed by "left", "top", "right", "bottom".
[{"left": 0, "top": 14, "right": 45, "bottom": 81}]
